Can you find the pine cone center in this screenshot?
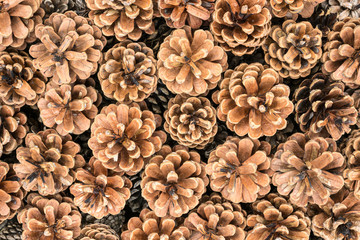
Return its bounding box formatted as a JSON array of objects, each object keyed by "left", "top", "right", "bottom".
[
  {"left": 0, "top": 2, "right": 9, "bottom": 12},
  {"left": 337, "top": 221, "right": 353, "bottom": 239},
  {"left": 225, "top": 0, "right": 255, "bottom": 25},
  {"left": 0, "top": 65, "right": 22, "bottom": 87}
]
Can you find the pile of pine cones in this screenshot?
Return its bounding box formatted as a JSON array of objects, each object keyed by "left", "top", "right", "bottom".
[{"left": 2, "top": 0, "right": 360, "bottom": 239}]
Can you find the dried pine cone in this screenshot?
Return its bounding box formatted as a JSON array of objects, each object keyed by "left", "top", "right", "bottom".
[
  {"left": 210, "top": 0, "right": 271, "bottom": 56},
  {"left": 41, "top": 0, "right": 87, "bottom": 17},
  {"left": 269, "top": 0, "right": 305, "bottom": 17},
  {"left": 247, "top": 193, "right": 311, "bottom": 240},
  {"left": 141, "top": 145, "right": 209, "bottom": 217},
  {"left": 263, "top": 20, "right": 322, "bottom": 79},
  {"left": 29, "top": 11, "right": 106, "bottom": 85},
  {"left": 14, "top": 129, "right": 85, "bottom": 196},
  {"left": 83, "top": 211, "right": 125, "bottom": 233},
  {"left": 329, "top": 0, "right": 360, "bottom": 20},
  {"left": 0, "top": 217, "right": 22, "bottom": 240},
  {"left": 88, "top": 103, "right": 167, "bottom": 175},
  {"left": 271, "top": 133, "right": 345, "bottom": 207},
  {"left": 158, "top": 26, "right": 227, "bottom": 96},
  {"left": 78, "top": 224, "right": 119, "bottom": 240},
  {"left": 98, "top": 40, "right": 157, "bottom": 104},
  {"left": 212, "top": 63, "right": 293, "bottom": 139}
]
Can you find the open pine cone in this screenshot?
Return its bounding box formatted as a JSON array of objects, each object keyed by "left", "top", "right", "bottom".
[
  {"left": 212, "top": 63, "right": 293, "bottom": 139},
  {"left": 329, "top": 0, "right": 360, "bottom": 20},
  {"left": 157, "top": 26, "right": 227, "bottom": 96},
  {"left": 78, "top": 223, "right": 119, "bottom": 240}
]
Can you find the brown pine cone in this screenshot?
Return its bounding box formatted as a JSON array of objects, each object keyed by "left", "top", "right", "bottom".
[
  {"left": 158, "top": 0, "right": 214, "bottom": 29},
  {"left": 269, "top": 0, "right": 305, "bottom": 17},
  {"left": 263, "top": 20, "right": 322, "bottom": 79},
  {"left": 14, "top": 129, "right": 85, "bottom": 196},
  {"left": 86, "top": 0, "right": 154, "bottom": 41},
  {"left": 121, "top": 208, "right": 190, "bottom": 240},
  {"left": 18, "top": 193, "right": 81, "bottom": 240},
  {"left": 157, "top": 26, "right": 227, "bottom": 96},
  {"left": 82, "top": 211, "right": 125, "bottom": 233},
  {"left": 184, "top": 193, "right": 247, "bottom": 240},
  {"left": 37, "top": 84, "right": 99, "bottom": 136},
  {"left": 41, "top": 0, "right": 87, "bottom": 17},
  {"left": 212, "top": 63, "right": 293, "bottom": 139},
  {"left": 29, "top": 11, "right": 106, "bottom": 85},
  {"left": 141, "top": 145, "right": 209, "bottom": 217},
  {"left": 210, "top": 0, "right": 271, "bottom": 56},
  {"left": 329, "top": 0, "right": 360, "bottom": 20},
  {"left": 88, "top": 103, "right": 167, "bottom": 175},
  {"left": 0, "top": 105, "right": 27, "bottom": 157},
  {"left": 78, "top": 224, "right": 119, "bottom": 240},
  {"left": 98, "top": 40, "right": 157, "bottom": 104},
  {"left": 294, "top": 73, "right": 357, "bottom": 140},
  {"left": 206, "top": 136, "right": 271, "bottom": 203},
  {"left": 271, "top": 133, "right": 345, "bottom": 207},
  {"left": 247, "top": 193, "right": 311, "bottom": 240}
]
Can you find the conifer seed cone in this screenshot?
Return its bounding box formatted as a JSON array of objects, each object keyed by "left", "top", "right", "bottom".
[{"left": 77, "top": 223, "right": 119, "bottom": 240}]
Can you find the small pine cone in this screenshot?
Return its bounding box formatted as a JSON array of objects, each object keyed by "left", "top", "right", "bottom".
[
  {"left": 98, "top": 40, "right": 157, "bottom": 104},
  {"left": 29, "top": 11, "right": 106, "bottom": 85},
  {"left": 121, "top": 208, "right": 190, "bottom": 240},
  {"left": 14, "top": 129, "right": 85, "bottom": 196},
  {"left": 141, "top": 145, "right": 209, "bottom": 217},
  {"left": 37, "top": 84, "right": 99, "bottom": 136},
  {"left": 269, "top": 0, "right": 304, "bottom": 17},
  {"left": 212, "top": 63, "right": 293, "bottom": 139},
  {"left": 18, "top": 193, "right": 81, "bottom": 240},
  {"left": 78, "top": 224, "right": 119, "bottom": 240},
  {"left": 41, "top": 0, "right": 87, "bottom": 17},
  {"left": 88, "top": 103, "right": 167, "bottom": 175},
  {"left": 210, "top": 0, "right": 271, "bottom": 56},
  {"left": 128, "top": 172, "right": 148, "bottom": 213},
  {"left": 271, "top": 133, "right": 345, "bottom": 207},
  {"left": 164, "top": 95, "right": 217, "bottom": 149},
  {"left": 0, "top": 105, "right": 27, "bottom": 157},
  {"left": 86, "top": 0, "right": 155, "bottom": 41},
  {"left": 294, "top": 74, "right": 357, "bottom": 140},
  {"left": 329, "top": 0, "right": 360, "bottom": 20},
  {"left": 247, "top": 193, "right": 311, "bottom": 240},
  {"left": 145, "top": 80, "right": 175, "bottom": 115},
  {"left": 83, "top": 211, "right": 125, "bottom": 233},
  {"left": 157, "top": 26, "right": 228, "bottom": 96},
  {"left": 206, "top": 136, "right": 271, "bottom": 203},
  {"left": 0, "top": 218, "right": 22, "bottom": 240}
]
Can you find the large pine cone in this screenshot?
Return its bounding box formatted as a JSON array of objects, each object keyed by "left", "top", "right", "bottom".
[
  {"left": 212, "top": 63, "right": 293, "bottom": 139},
  {"left": 157, "top": 26, "right": 227, "bottom": 96},
  {"left": 210, "top": 0, "right": 271, "bottom": 56},
  {"left": 294, "top": 73, "right": 357, "bottom": 140},
  {"left": 141, "top": 145, "right": 209, "bottom": 217},
  {"left": 263, "top": 20, "right": 322, "bottom": 79},
  {"left": 78, "top": 224, "right": 119, "bottom": 240},
  {"left": 247, "top": 193, "right": 311, "bottom": 240},
  {"left": 343, "top": 129, "right": 360, "bottom": 199},
  {"left": 29, "top": 11, "right": 106, "bottom": 85},
  {"left": 88, "top": 103, "right": 167, "bottom": 175},
  {"left": 98, "top": 40, "right": 157, "bottom": 104},
  {"left": 329, "top": 0, "right": 360, "bottom": 20},
  {"left": 271, "top": 133, "right": 345, "bottom": 207},
  {"left": 14, "top": 129, "right": 85, "bottom": 196}
]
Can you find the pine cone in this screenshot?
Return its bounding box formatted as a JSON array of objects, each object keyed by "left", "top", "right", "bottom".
[
  {"left": 294, "top": 73, "right": 357, "bottom": 140},
  {"left": 210, "top": 0, "right": 271, "bottom": 56},
  {"left": 78, "top": 224, "right": 119, "bottom": 240},
  {"left": 0, "top": 218, "right": 22, "bottom": 240},
  {"left": 88, "top": 103, "right": 167, "bottom": 175},
  {"left": 247, "top": 193, "right": 311, "bottom": 240},
  {"left": 157, "top": 26, "right": 228, "bottom": 96},
  {"left": 184, "top": 193, "right": 247, "bottom": 240},
  {"left": 329, "top": 0, "right": 360, "bottom": 20},
  {"left": 141, "top": 145, "right": 209, "bottom": 217},
  {"left": 0, "top": 105, "right": 27, "bottom": 157},
  {"left": 269, "top": 0, "right": 305, "bottom": 17},
  {"left": 271, "top": 133, "right": 345, "bottom": 207},
  {"left": 128, "top": 172, "right": 148, "bottom": 213},
  {"left": 212, "top": 63, "right": 293, "bottom": 139},
  {"left": 121, "top": 208, "right": 190, "bottom": 240},
  {"left": 98, "top": 40, "right": 157, "bottom": 104},
  {"left": 29, "top": 11, "right": 106, "bottom": 85},
  {"left": 86, "top": 0, "right": 155, "bottom": 41},
  {"left": 41, "top": 0, "right": 88, "bottom": 17},
  {"left": 83, "top": 211, "right": 125, "bottom": 233},
  {"left": 18, "top": 193, "right": 81, "bottom": 240},
  {"left": 351, "top": 90, "right": 360, "bottom": 128},
  {"left": 145, "top": 80, "right": 175, "bottom": 116},
  {"left": 14, "top": 129, "right": 85, "bottom": 196}
]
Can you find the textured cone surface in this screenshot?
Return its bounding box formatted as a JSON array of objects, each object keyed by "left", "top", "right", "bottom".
[
  {"left": 0, "top": 218, "right": 22, "bottom": 240},
  {"left": 329, "top": 0, "right": 360, "bottom": 20},
  {"left": 143, "top": 19, "right": 172, "bottom": 56},
  {"left": 41, "top": 0, "right": 87, "bottom": 17},
  {"left": 78, "top": 223, "right": 119, "bottom": 240},
  {"left": 145, "top": 80, "right": 175, "bottom": 116},
  {"left": 202, "top": 120, "right": 231, "bottom": 159},
  {"left": 269, "top": 0, "right": 305, "bottom": 17},
  {"left": 83, "top": 211, "right": 125, "bottom": 233},
  {"left": 128, "top": 172, "right": 148, "bottom": 213}
]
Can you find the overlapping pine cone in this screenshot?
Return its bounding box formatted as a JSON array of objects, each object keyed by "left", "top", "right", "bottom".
[
  {"left": 29, "top": 11, "right": 106, "bottom": 85},
  {"left": 206, "top": 136, "right": 271, "bottom": 203},
  {"left": 157, "top": 26, "right": 227, "bottom": 96},
  {"left": 141, "top": 145, "right": 209, "bottom": 217},
  {"left": 0, "top": 105, "right": 27, "bottom": 157},
  {"left": 18, "top": 193, "right": 81, "bottom": 240},
  {"left": 247, "top": 193, "right": 311, "bottom": 240},
  {"left": 212, "top": 63, "right": 293, "bottom": 139},
  {"left": 13, "top": 129, "right": 85, "bottom": 196},
  {"left": 269, "top": 0, "right": 305, "bottom": 17},
  {"left": 122, "top": 208, "right": 190, "bottom": 240},
  {"left": 88, "top": 103, "right": 167, "bottom": 175},
  {"left": 98, "top": 40, "right": 157, "bottom": 104},
  {"left": 329, "top": 0, "right": 360, "bottom": 20},
  {"left": 322, "top": 18, "right": 360, "bottom": 88},
  {"left": 158, "top": 0, "right": 215, "bottom": 29},
  {"left": 78, "top": 223, "right": 119, "bottom": 240},
  {"left": 85, "top": 0, "right": 155, "bottom": 41},
  {"left": 271, "top": 133, "right": 345, "bottom": 207},
  {"left": 164, "top": 95, "right": 217, "bottom": 149},
  {"left": 263, "top": 20, "right": 322, "bottom": 79},
  {"left": 210, "top": 0, "right": 271, "bottom": 56},
  {"left": 294, "top": 73, "right": 357, "bottom": 140}
]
